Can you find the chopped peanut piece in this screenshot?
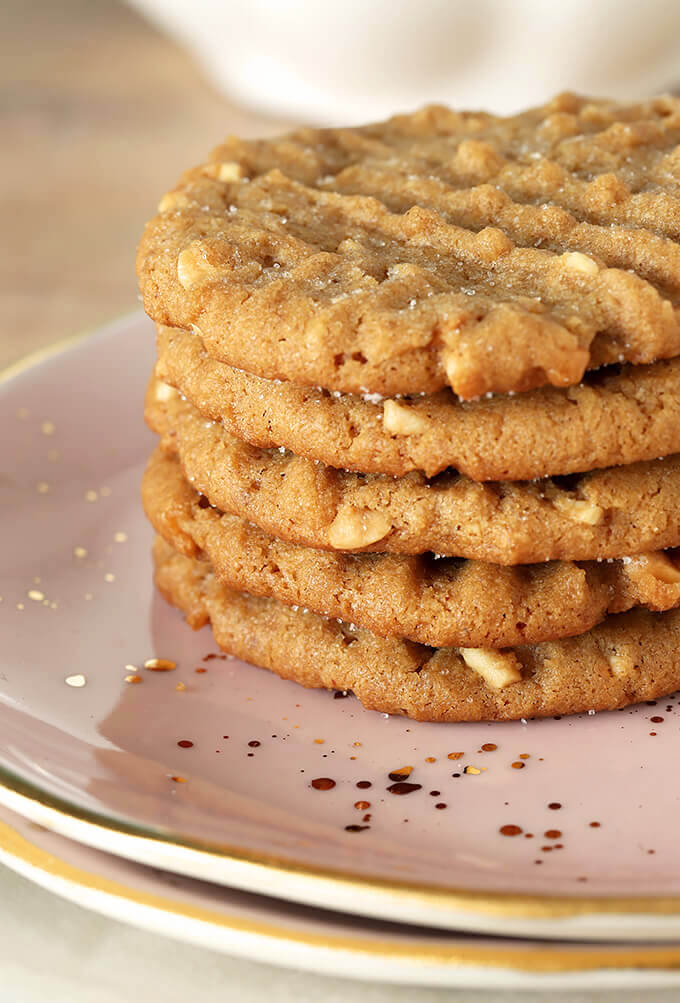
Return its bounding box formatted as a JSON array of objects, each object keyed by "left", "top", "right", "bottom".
[
  {"left": 177, "top": 243, "right": 221, "bottom": 289},
  {"left": 216, "top": 161, "right": 245, "bottom": 182},
  {"left": 442, "top": 349, "right": 464, "bottom": 392},
  {"left": 552, "top": 495, "right": 604, "bottom": 525},
  {"left": 607, "top": 652, "right": 633, "bottom": 677},
  {"left": 199, "top": 161, "right": 246, "bottom": 182},
  {"left": 157, "top": 191, "right": 190, "bottom": 213},
  {"left": 154, "top": 380, "right": 178, "bottom": 402},
  {"left": 561, "top": 251, "right": 599, "bottom": 276},
  {"left": 459, "top": 647, "right": 522, "bottom": 690},
  {"left": 327, "top": 507, "right": 391, "bottom": 549},
  {"left": 382, "top": 400, "right": 429, "bottom": 436},
  {"left": 144, "top": 658, "right": 177, "bottom": 671}
]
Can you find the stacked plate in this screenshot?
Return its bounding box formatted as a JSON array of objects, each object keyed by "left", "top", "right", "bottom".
[{"left": 3, "top": 313, "right": 680, "bottom": 989}]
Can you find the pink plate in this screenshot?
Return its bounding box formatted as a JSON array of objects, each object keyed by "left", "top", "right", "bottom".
[{"left": 1, "top": 312, "right": 680, "bottom": 942}]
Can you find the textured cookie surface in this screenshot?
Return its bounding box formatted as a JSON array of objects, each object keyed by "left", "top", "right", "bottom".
[
  {"left": 155, "top": 325, "right": 680, "bottom": 481},
  {"left": 153, "top": 537, "right": 680, "bottom": 722},
  {"left": 138, "top": 94, "right": 680, "bottom": 399},
  {"left": 146, "top": 378, "right": 680, "bottom": 564},
  {"left": 144, "top": 448, "right": 680, "bottom": 648}
]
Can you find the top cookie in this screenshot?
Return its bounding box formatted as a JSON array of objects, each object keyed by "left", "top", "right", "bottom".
[{"left": 138, "top": 93, "right": 680, "bottom": 399}]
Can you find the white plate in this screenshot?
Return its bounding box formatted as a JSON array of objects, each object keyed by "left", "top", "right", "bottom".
[{"left": 3, "top": 800, "right": 680, "bottom": 990}]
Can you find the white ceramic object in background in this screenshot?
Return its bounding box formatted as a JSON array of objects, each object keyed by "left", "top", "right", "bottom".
[{"left": 128, "top": 0, "right": 680, "bottom": 124}]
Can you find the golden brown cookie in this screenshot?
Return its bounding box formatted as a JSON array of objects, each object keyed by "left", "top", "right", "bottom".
[
  {"left": 155, "top": 325, "right": 680, "bottom": 481},
  {"left": 146, "top": 378, "right": 680, "bottom": 564},
  {"left": 153, "top": 536, "right": 680, "bottom": 722},
  {"left": 144, "top": 448, "right": 680, "bottom": 648},
  {"left": 138, "top": 94, "right": 680, "bottom": 400}
]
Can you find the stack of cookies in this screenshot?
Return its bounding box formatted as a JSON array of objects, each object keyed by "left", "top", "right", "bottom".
[{"left": 138, "top": 93, "right": 680, "bottom": 721}]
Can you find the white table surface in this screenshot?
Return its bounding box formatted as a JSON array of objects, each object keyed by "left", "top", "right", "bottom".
[{"left": 0, "top": 862, "right": 678, "bottom": 1003}]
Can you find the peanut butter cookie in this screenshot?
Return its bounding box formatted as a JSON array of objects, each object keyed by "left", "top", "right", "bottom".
[
  {"left": 154, "top": 537, "right": 680, "bottom": 721},
  {"left": 155, "top": 325, "right": 680, "bottom": 481},
  {"left": 138, "top": 94, "right": 680, "bottom": 400},
  {"left": 144, "top": 449, "right": 680, "bottom": 648},
  {"left": 146, "top": 377, "right": 680, "bottom": 564}
]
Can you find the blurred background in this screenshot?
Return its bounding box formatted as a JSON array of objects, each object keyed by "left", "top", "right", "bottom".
[
  {"left": 4, "top": 0, "right": 680, "bottom": 370},
  {"left": 3, "top": 0, "right": 285, "bottom": 372}
]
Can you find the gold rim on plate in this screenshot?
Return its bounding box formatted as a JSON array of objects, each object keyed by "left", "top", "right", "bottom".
[{"left": 5, "top": 813, "right": 680, "bottom": 974}]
